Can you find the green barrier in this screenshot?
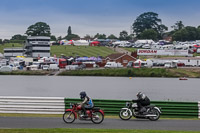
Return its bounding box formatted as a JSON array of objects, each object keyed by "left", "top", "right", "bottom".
[{"left": 64, "top": 98, "right": 198, "bottom": 118}]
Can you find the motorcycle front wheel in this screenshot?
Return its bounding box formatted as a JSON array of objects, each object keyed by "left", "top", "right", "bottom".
[
  {"left": 91, "top": 111, "right": 104, "bottom": 124},
  {"left": 63, "top": 111, "right": 76, "bottom": 123},
  {"left": 119, "top": 109, "right": 132, "bottom": 120}
]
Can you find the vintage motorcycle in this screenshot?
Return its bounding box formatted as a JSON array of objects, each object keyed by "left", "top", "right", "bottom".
[
  {"left": 119, "top": 102, "right": 161, "bottom": 121},
  {"left": 63, "top": 103, "right": 104, "bottom": 124}
]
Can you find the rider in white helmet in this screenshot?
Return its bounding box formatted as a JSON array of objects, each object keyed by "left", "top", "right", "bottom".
[{"left": 132, "top": 92, "right": 150, "bottom": 114}]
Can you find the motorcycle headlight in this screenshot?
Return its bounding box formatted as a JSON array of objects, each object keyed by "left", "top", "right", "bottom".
[{"left": 69, "top": 103, "right": 72, "bottom": 108}]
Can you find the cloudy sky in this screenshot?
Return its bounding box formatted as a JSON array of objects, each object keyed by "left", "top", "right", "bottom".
[{"left": 0, "top": 0, "right": 200, "bottom": 39}]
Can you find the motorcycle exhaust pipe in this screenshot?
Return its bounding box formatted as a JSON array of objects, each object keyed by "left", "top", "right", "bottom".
[{"left": 145, "top": 114, "right": 157, "bottom": 117}]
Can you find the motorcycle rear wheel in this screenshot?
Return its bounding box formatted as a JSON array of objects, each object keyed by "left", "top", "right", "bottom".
[
  {"left": 63, "top": 111, "right": 76, "bottom": 123},
  {"left": 91, "top": 111, "right": 104, "bottom": 124},
  {"left": 119, "top": 109, "right": 132, "bottom": 120},
  {"left": 148, "top": 108, "right": 160, "bottom": 121}
]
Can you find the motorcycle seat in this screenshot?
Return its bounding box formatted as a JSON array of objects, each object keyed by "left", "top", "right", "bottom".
[
  {"left": 92, "top": 107, "right": 100, "bottom": 110},
  {"left": 145, "top": 105, "right": 155, "bottom": 108}
]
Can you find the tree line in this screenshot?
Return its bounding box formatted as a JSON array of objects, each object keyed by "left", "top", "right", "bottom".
[{"left": 1, "top": 12, "right": 200, "bottom": 44}]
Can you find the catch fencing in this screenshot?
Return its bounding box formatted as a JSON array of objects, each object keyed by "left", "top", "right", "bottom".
[{"left": 0, "top": 96, "right": 65, "bottom": 114}]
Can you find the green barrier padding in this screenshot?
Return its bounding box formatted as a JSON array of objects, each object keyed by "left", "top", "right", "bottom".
[{"left": 64, "top": 98, "right": 198, "bottom": 118}]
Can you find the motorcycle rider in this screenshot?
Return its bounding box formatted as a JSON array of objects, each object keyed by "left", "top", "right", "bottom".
[
  {"left": 79, "top": 91, "right": 94, "bottom": 118},
  {"left": 132, "top": 92, "right": 150, "bottom": 115}
]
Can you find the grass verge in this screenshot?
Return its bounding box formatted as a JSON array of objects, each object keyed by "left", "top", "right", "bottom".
[
  {"left": 0, "top": 128, "right": 200, "bottom": 133},
  {"left": 59, "top": 68, "right": 200, "bottom": 78}
]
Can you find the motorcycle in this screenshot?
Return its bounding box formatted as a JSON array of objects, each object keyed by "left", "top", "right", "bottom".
[
  {"left": 119, "top": 102, "right": 161, "bottom": 121},
  {"left": 63, "top": 103, "right": 104, "bottom": 124}
]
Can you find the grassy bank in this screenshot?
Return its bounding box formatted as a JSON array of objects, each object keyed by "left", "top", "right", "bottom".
[
  {"left": 51, "top": 45, "right": 116, "bottom": 57},
  {"left": 0, "top": 129, "right": 200, "bottom": 133},
  {"left": 0, "top": 43, "right": 116, "bottom": 58},
  {"left": 1, "top": 68, "right": 200, "bottom": 78},
  {"left": 59, "top": 68, "right": 200, "bottom": 78},
  {"left": 0, "top": 70, "right": 49, "bottom": 75},
  {"left": 0, "top": 43, "right": 23, "bottom": 53}
]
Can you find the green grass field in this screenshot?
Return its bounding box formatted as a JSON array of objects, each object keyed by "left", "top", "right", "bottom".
[
  {"left": 0, "top": 43, "right": 24, "bottom": 53},
  {"left": 0, "top": 43, "right": 116, "bottom": 58},
  {"left": 0, "top": 129, "right": 199, "bottom": 133},
  {"left": 50, "top": 45, "right": 116, "bottom": 57}
]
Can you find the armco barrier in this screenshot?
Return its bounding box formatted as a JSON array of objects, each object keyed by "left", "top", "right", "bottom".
[
  {"left": 0, "top": 96, "right": 198, "bottom": 118},
  {"left": 0, "top": 96, "right": 65, "bottom": 114},
  {"left": 199, "top": 102, "right": 200, "bottom": 119},
  {"left": 65, "top": 98, "right": 199, "bottom": 118}
]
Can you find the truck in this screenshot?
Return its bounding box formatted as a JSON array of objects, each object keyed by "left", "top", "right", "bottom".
[{"left": 58, "top": 58, "right": 67, "bottom": 68}]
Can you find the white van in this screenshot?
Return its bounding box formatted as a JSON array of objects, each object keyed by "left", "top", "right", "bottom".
[
  {"left": 104, "top": 62, "right": 123, "bottom": 68},
  {"left": 164, "top": 60, "right": 178, "bottom": 68},
  {"left": 49, "top": 64, "right": 59, "bottom": 71}
]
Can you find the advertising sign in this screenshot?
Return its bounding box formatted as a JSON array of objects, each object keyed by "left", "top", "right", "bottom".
[{"left": 137, "top": 49, "right": 189, "bottom": 56}]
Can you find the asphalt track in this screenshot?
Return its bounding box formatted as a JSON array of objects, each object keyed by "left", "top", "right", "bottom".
[{"left": 0, "top": 117, "right": 200, "bottom": 131}]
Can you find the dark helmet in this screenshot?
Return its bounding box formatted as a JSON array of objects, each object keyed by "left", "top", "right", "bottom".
[{"left": 80, "top": 91, "right": 87, "bottom": 99}]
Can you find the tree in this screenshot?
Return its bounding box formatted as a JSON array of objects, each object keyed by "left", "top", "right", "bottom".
[
  {"left": 3, "top": 39, "right": 10, "bottom": 43},
  {"left": 172, "top": 26, "right": 199, "bottom": 41},
  {"left": 67, "top": 26, "right": 72, "bottom": 35},
  {"left": 171, "top": 21, "right": 184, "bottom": 31},
  {"left": 57, "top": 36, "right": 62, "bottom": 41},
  {"left": 132, "top": 12, "right": 168, "bottom": 38},
  {"left": 11, "top": 34, "right": 27, "bottom": 40},
  {"left": 84, "top": 34, "right": 93, "bottom": 40},
  {"left": 25, "top": 22, "right": 51, "bottom": 36},
  {"left": 50, "top": 35, "right": 57, "bottom": 41},
  {"left": 139, "top": 29, "right": 158, "bottom": 40},
  {"left": 0, "top": 39, "right": 2, "bottom": 44},
  {"left": 119, "top": 30, "right": 130, "bottom": 40},
  {"left": 94, "top": 33, "right": 106, "bottom": 39},
  {"left": 107, "top": 34, "right": 118, "bottom": 39},
  {"left": 65, "top": 34, "right": 80, "bottom": 40}
]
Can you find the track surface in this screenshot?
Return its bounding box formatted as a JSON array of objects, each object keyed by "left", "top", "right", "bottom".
[{"left": 0, "top": 117, "right": 200, "bottom": 131}]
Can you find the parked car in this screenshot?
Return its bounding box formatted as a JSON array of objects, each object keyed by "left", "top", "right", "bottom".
[{"left": 0, "top": 66, "right": 12, "bottom": 72}]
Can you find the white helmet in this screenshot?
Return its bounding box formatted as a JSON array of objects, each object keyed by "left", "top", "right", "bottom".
[{"left": 137, "top": 92, "right": 146, "bottom": 100}]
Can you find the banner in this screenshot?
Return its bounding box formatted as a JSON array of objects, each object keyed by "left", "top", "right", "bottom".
[{"left": 137, "top": 49, "right": 189, "bottom": 56}]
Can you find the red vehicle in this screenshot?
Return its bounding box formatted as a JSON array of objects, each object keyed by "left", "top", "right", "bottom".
[
  {"left": 59, "top": 58, "right": 67, "bottom": 68},
  {"left": 63, "top": 103, "right": 104, "bottom": 124}
]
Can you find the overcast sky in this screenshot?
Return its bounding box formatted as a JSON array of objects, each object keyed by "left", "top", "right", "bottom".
[{"left": 0, "top": 0, "right": 200, "bottom": 39}]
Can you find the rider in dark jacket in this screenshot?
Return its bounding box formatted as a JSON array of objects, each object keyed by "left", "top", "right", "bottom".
[
  {"left": 132, "top": 92, "right": 150, "bottom": 114},
  {"left": 79, "top": 91, "right": 94, "bottom": 118}
]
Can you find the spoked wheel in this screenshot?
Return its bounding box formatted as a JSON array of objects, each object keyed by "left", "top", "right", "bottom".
[
  {"left": 119, "top": 109, "right": 132, "bottom": 120},
  {"left": 63, "top": 111, "right": 76, "bottom": 123},
  {"left": 91, "top": 111, "right": 104, "bottom": 124},
  {"left": 148, "top": 108, "right": 160, "bottom": 121}
]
